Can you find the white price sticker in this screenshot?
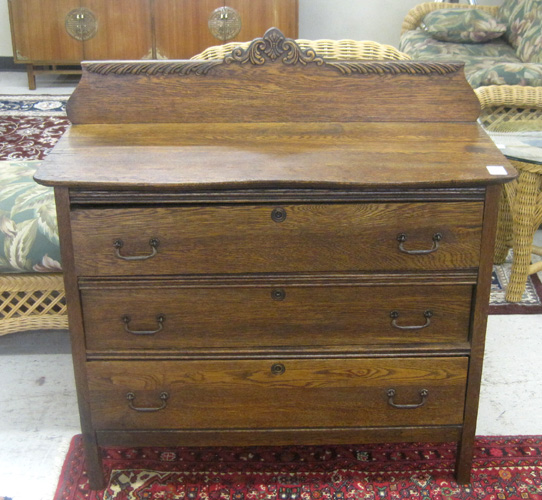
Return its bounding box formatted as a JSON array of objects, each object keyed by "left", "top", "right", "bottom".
[{"left": 487, "top": 166, "right": 508, "bottom": 176}]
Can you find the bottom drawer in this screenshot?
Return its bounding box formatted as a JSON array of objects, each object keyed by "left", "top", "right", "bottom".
[{"left": 88, "top": 357, "right": 467, "bottom": 430}]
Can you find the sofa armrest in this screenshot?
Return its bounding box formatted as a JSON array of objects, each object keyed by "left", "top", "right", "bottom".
[
  {"left": 401, "top": 2, "right": 500, "bottom": 34},
  {"left": 475, "top": 85, "right": 542, "bottom": 110}
]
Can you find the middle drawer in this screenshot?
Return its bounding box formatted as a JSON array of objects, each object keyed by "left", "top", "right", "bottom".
[{"left": 81, "top": 284, "right": 472, "bottom": 352}]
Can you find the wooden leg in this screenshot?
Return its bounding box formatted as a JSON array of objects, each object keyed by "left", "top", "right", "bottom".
[
  {"left": 26, "top": 64, "right": 36, "bottom": 90},
  {"left": 83, "top": 433, "right": 107, "bottom": 490},
  {"left": 506, "top": 170, "right": 538, "bottom": 302}
]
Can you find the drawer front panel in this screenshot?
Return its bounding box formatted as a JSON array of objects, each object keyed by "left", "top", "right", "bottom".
[
  {"left": 70, "top": 203, "right": 483, "bottom": 276},
  {"left": 88, "top": 357, "right": 468, "bottom": 430},
  {"left": 82, "top": 285, "right": 472, "bottom": 351}
]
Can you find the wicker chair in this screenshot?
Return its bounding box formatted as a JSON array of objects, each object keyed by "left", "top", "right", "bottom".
[
  {"left": 1, "top": 274, "right": 68, "bottom": 336},
  {"left": 401, "top": 2, "right": 542, "bottom": 128},
  {"left": 192, "top": 38, "right": 412, "bottom": 62}
]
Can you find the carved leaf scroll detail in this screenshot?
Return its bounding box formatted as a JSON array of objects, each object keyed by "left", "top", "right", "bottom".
[{"left": 224, "top": 28, "right": 324, "bottom": 66}]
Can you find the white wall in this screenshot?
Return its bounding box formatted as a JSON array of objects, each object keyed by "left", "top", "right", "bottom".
[{"left": 0, "top": 0, "right": 504, "bottom": 58}]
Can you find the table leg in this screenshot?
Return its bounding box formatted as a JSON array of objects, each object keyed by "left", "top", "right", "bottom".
[
  {"left": 506, "top": 170, "right": 539, "bottom": 302},
  {"left": 494, "top": 184, "right": 513, "bottom": 263}
]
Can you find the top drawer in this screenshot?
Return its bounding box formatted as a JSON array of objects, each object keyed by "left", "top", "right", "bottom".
[{"left": 70, "top": 202, "right": 483, "bottom": 276}]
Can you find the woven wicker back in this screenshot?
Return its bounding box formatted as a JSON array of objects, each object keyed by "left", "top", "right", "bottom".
[{"left": 192, "top": 38, "right": 411, "bottom": 61}]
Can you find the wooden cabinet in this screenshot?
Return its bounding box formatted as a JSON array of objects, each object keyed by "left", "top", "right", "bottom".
[
  {"left": 7, "top": 0, "right": 298, "bottom": 88},
  {"left": 35, "top": 30, "right": 516, "bottom": 490}
]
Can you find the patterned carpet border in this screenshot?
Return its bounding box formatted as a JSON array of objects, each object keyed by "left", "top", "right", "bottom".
[
  {"left": 490, "top": 254, "right": 542, "bottom": 314},
  {"left": 0, "top": 95, "right": 69, "bottom": 116},
  {"left": 54, "top": 435, "right": 542, "bottom": 500}
]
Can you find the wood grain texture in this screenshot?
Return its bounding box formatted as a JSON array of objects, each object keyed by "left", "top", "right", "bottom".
[
  {"left": 82, "top": 0, "right": 153, "bottom": 60},
  {"left": 70, "top": 203, "right": 483, "bottom": 275},
  {"left": 81, "top": 284, "right": 473, "bottom": 352},
  {"left": 66, "top": 61, "right": 480, "bottom": 124},
  {"left": 87, "top": 357, "right": 468, "bottom": 430},
  {"left": 154, "top": 0, "right": 223, "bottom": 59},
  {"left": 8, "top": 0, "right": 83, "bottom": 63},
  {"left": 96, "top": 426, "right": 463, "bottom": 447},
  {"left": 34, "top": 123, "right": 515, "bottom": 189}
]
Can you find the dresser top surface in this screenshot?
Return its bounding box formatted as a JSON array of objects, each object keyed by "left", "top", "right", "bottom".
[{"left": 35, "top": 121, "right": 515, "bottom": 190}]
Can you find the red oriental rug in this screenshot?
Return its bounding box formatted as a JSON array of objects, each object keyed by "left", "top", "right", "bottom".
[{"left": 53, "top": 435, "right": 542, "bottom": 500}]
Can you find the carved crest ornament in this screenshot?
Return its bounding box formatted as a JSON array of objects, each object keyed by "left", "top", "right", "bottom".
[{"left": 85, "top": 28, "right": 463, "bottom": 77}]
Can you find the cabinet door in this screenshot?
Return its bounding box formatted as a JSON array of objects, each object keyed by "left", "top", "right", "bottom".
[
  {"left": 227, "top": 0, "right": 298, "bottom": 42},
  {"left": 154, "top": 0, "right": 223, "bottom": 60},
  {"left": 8, "top": 0, "right": 83, "bottom": 63},
  {"left": 82, "top": 0, "right": 153, "bottom": 60}
]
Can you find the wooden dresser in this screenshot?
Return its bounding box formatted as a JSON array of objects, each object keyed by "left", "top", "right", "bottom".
[{"left": 35, "top": 29, "right": 516, "bottom": 490}]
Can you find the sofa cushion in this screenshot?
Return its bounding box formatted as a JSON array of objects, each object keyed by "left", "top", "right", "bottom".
[
  {"left": 467, "top": 61, "right": 542, "bottom": 87},
  {"left": 0, "top": 161, "right": 61, "bottom": 273},
  {"left": 398, "top": 30, "right": 542, "bottom": 87},
  {"left": 498, "top": 0, "right": 541, "bottom": 54},
  {"left": 399, "top": 30, "right": 519, "bottom": 61},
  {"left": 422, "top": 9, "right": 506, "bottom": 43},
  {"left": 516, "top": 2, "right": 542, "bottom": 63}
]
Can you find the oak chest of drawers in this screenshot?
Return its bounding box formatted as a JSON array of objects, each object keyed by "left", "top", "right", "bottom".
[{"left": 35, "top": 29, "right": 516, "bottom": 489}]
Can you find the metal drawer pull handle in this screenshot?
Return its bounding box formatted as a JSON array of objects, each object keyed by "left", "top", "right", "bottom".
[
  {"left": 390, "top": 310, "right": 433, "bottom": 330},
  {"left": 397, "top": 233, "right": 442, "bottom": 255},
  {"left": 387, "top": 388, "right": 428, "bottom": 409},
  {"left": 113, "top": 238, "right": 159, "bottom": 260},
  {"left": 126, "top": 391, "right": 169, "bottom": 412},
  {"left": 122, "top": 314, "right": 165, "bottom": 335}
]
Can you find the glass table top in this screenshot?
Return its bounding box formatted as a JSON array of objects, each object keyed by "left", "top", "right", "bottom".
[{"left": 485, "top": 130, "right": 542, "bottom": 165}]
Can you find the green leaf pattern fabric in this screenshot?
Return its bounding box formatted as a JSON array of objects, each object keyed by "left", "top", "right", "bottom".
[
  {"left": 422, "top": 9, "right": 506, "bottom": 43},
  {"left": 0, "top": 161, "right": 61, "bottom": 273},
  {"left": 399, "top": 0, "right": 542, "bottom": 88}
]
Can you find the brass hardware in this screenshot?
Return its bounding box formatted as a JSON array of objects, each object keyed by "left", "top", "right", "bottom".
[
  {"left": 208, "top": 6, "right": 242, "bottom": 41},
  {"left": 387, "top": 388, "right": 428, "bottom": 409},
  {"left": 122, "top": 314, "right": 165, "bottom": 335},
  {"left": 271, "top": 363, "right": 286, "bottom": 375},
  {"left": 65, "top": 8, "right": 98, "bottom": 41},
  {"left": 397, "top": 233, "right": 442, "bottom": 255},
  {"left": 390, "top": 310, "right": 433, "bottom": 330},
  {"left": 271, "top": 289, "right": 286, "bottom": 301},
  {"left": 271, "top": 207, "right": 287, "bottom": 223},
  {"left": 114, "top": 238, "right": 159, "bottom": 260},
  {"left": 126, "top": 391, "right": 169, "bottom": 412}
]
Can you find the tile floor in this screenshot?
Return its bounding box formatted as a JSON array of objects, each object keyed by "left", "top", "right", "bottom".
[{"left": 1, "top": 71, "right": 541, "bottom": 500}]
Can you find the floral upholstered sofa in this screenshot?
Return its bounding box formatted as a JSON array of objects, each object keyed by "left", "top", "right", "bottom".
[
  {"left": 399, "top": 0, "right": 542, "bottom": 130},
  {"left": 0, "top": 160, "right": 67, "bottom": 335}
]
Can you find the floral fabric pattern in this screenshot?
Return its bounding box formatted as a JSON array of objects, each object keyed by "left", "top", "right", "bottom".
[
  {"left": 497, "top": 0, "right": 539, "bottom": 51},
  {"left": 422, "top": 9, "right": 506, "bottom": 43},
  {"left": 399, "top": 31, "right": 517, "bottom": 61},
  {"left": 400, "top": 0, "right": 542, "bottom": 89},
  {"left": 399, "top": 28, "right": 542, "bottom": 87},
  {"left": 515, "top": 1, "right": 542, "bottom": 63},
  {"left": 0, "top": 161, "right": 61, "bottom": 273},
  {"left": 468, "top": 61, "right": 542, "bottom": 87}
]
